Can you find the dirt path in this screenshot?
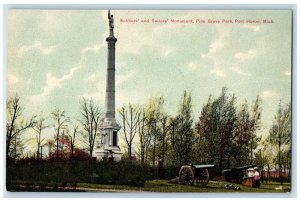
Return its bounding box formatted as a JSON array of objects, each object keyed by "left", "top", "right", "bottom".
[
  {"left": 76, "top": 187, "right": 145, "bottom": 192},
  {"left": 7, "top": 185, "right": 146, "bottom": 192}
]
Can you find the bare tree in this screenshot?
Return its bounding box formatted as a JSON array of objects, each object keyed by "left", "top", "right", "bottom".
[
  {"left": 51, "top": 108, "right": 69, "bottom": 160},
  {"left": 33, "top": 116, "right": 47, "bottom": 159},
  {"left": 60, "top": 130, "right": 66, "bottom": 158},
  {"left": 80, "top": 98, "right": 102, "bottom": 157},
  {"left": 46, "top": 139, "right": 54, "bottom": 159},
  {"left": 67, "top": 125, "right": 79, "bottom": 158},
  {"left": 119, "top": 104, "right": 141, "bottom": 159},
  {"left": 138, "top": 109, "right": 151, "bottom": 163},
  {"left": 6, "top": 94, "right": 36, "bottom": 159}
]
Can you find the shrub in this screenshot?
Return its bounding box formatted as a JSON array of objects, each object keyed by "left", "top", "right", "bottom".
[{"left": 6, "top": 159, "right": 154, "bottom": 187}]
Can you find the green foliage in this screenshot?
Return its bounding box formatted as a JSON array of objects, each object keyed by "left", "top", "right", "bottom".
[
  {"left": 269, "top": 102, "right": 291, "bottom": 147},
  {"left": 161, "top": 165, "right": 181, "bottom": 179},
  {"left": 269, "top": 102, "right": 291, "bottom": 184},
  {"left": 6, "top": 159, "right": 153, "bottom": 187},
  {"left": 195, "top": 88, "right": 264, "bottom": 174},
  {"left": 232, "top": 100, "right": 255, "bottom": 166},
  {"left": 6, "top": 88, "right": 291, "bottom": 184},
  {"left": 169, "top": 91, "right": 194, "bottom": 166},
  {"left": 195, "top": 88, "right": 237, "bottom": 172}
]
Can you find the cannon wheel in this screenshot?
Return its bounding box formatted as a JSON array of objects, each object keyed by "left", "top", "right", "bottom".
[
  {"left": 195, "top": 168, "right": 210, "bottom": 186},
  {"left": 179, "top": 166, "right": 194, "bottom": 185}
]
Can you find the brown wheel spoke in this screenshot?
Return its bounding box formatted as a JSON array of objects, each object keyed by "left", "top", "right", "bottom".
[
  {"left": 196, "top": 168, "right": 210, "bottom": 186},
  {"left": 179, "top": 166, "right": 194, "bottom": 185}
]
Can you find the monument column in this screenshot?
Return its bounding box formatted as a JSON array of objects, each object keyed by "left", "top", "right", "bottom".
[
  {"left": 105, "top": 32, "right": 117, "bottom": 121},
  {"left": 93, "top": 10, "right": 122, "bottom": 161}
]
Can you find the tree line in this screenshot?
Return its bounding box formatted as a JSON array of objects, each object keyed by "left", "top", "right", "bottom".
[
  {"left": 6, "top": 97, "right": 102, "bottom": 160},
  {"left": 6, "top": 87, "right": 291, "bottom": 181}
]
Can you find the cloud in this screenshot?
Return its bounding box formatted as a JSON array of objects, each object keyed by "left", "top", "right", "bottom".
[
  {"left": 208, "top": 38, "right": 225, "bottom": 54},
  {"left": 116, "top": 92, "right": 135, "bottom": 107},
  {"left": 231, "top": 66, "right": 251, "bottom": 76},
  {"left": 17, "top": 41, "right": 55, "bottom": 57},
  {"left": 234, "top": 49, "right": 256, "bottom": 60},
  {"left": 81, "top": 43, "right": 105, "bottom": 55},
  {"left": 186, "top": 27, "right": 229, "bottom": 73},
  {"left": 29, "top": 64, "right": 82, "bottom": 103},
  {"left": 284, "top": 70, "right": 291, "bottom": 76},
  {"left": 201, "top": 34, "right": 226, "bottom": 58},
  {"left": 199, "top": 30, "right": 229, "bottom": 78},
  {"left": 261, "top": 90, "right": 278, "bottom": 99},
  {"left": 104, "top": 10, "right": 176, "bottom": 57},
  {"left": 80, "top": 91, "right": 104, "bottom": 102},
  {"left": 87, "top": 73, "right": 106, "bottom": 92},
  {"left": 81, "top": 70, "right": 135, "bottom": 105},
  {"left": 186, "top": 62, "right": 199, "bottom": 71},
  {"left": 161, "top": 46, "right": 174, "bottom": 57},
  {"left": 28, "top": 43, "right": 106, "bottom": 104},
  {"left": 242, "top": 24, "right": 261, "bottom": 32},
  {"left": 116, "top": 61, "right": 126, "bottom": 69},
  {"left": 116, "top": 71, "right": 135, "bottom": 86},
  {"left": 80, "top": 73, "right": 106, "bottom": 102},
  {"left": 210, "top": 68, "right": 225, "bottom": 77},
  {"left": 7, "top": 71, "right": 19, "bottom": 85}
]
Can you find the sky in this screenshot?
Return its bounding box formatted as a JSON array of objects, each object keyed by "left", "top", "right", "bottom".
[{"left": 6, "top": 10, "right": 291, "bottom": 154}]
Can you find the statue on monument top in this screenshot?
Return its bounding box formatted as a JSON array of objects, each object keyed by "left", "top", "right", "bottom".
[{"left": 108, "top": 10, "right": 114, "bottom": 36}]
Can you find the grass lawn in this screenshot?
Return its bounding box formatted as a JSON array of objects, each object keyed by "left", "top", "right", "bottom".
[{"left": 77, "top": 180, "right": 291, "bottom": 193}]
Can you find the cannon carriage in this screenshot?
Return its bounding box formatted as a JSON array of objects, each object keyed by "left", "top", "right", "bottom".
[
  {"left": 222, "top": 164, "right": 257, "bottom": 184},
  {"left": 179, "top": 164, "right": 214, "bottom": 186}
]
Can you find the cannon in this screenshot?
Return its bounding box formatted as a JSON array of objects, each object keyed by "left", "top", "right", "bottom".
[
  {"left": 222, "top": 164, "right": 257, "bottom": 184},
  {"left": 179, "top": 164, "right": 214, "bottom": 186}
]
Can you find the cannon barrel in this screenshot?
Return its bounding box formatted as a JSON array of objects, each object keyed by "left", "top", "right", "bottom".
[
  {"left": 235, "top": 164, "right": 257, "bottom": 171},
  {"left": 193, "top": 164, "right": 214, "bottom": 169},
  {"left": 222, "top": 164, "right": 257, "bottom": 174}
]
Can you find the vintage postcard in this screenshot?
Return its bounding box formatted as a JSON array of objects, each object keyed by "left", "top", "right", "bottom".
[{"left": 6, "top": 9, "right": 292, "bottom": 193}]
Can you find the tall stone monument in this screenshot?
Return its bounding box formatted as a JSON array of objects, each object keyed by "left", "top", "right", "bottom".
[{"left": 93, "top": 10, "right": 122, "bottom": 161}]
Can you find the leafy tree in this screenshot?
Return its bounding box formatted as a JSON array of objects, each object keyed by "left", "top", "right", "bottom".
[
  {"left": 215, "top": 89, "right": 237, "bottom": 170},
  {"left": 231, "top": 95, "right": 262, "bottom": 167},
  {"left": 147, "top": 96, "right": 165, "bottom": 165},
  {"left": 156, "top": 114, "right": 172, "bottom": 160},
  {"left": 232, "top": 101, "right": 252, "bottom": 166},
  {"left": 269, "top": 101, "right": 291, "bottom": 184},
  {"left": 195, "top": 88, "right": 237, "bottom": 172},
  {"left": 172, "top": 91, "right": 194, "bottom": 166},
  {"left": 195, "top": 96, "right": 212, "bottom": 164},
  {"left": 249, "top": 95, "right": 263, "bottom": 164},
  {"left": 137, "top": 108, "right": 151, "bottom": 163},
  {"left": 254, "top": 136, "right": 275, "bottom": 183},
  {"left": 259, "top": 138, "right": 275, "bottom": 183}
]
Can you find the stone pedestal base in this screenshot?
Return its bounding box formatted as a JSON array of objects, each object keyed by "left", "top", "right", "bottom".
[
  {"left": 93, "top": 146, "right": 122, "bottom": 161},
  {"left": 92, "top": 119, "right": 122, "bottom": 161}
]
